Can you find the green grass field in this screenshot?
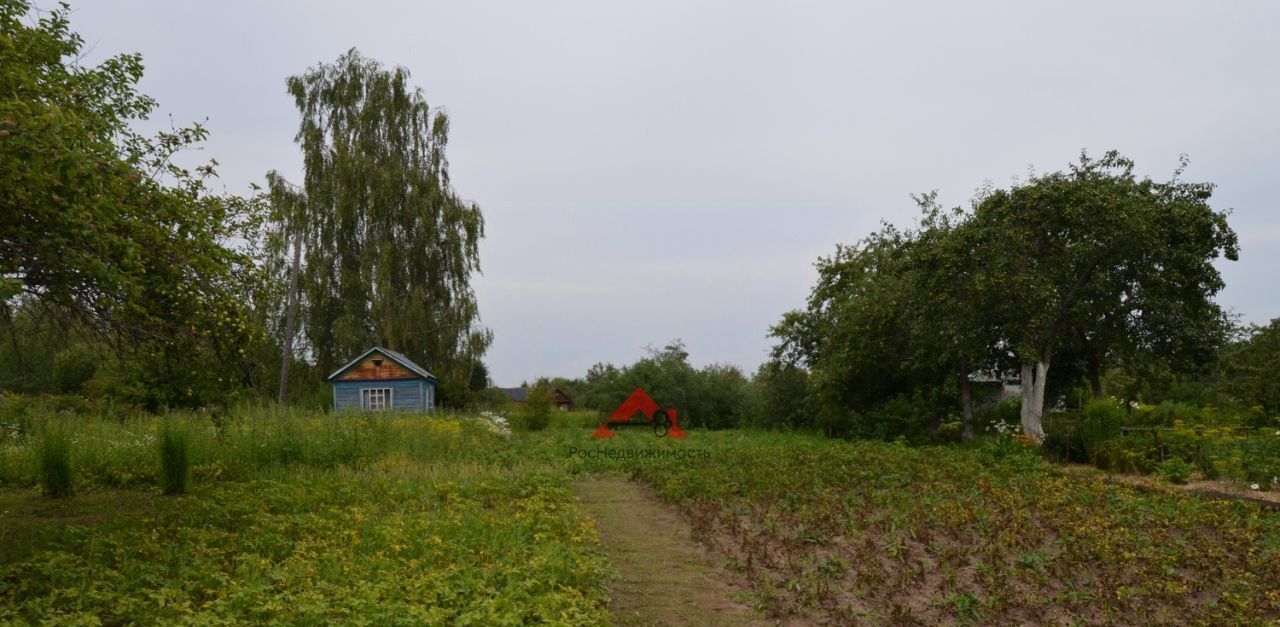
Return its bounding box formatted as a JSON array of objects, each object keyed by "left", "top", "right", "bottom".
[
  {"left": 0, "top": 410, "right": 611, "bottom": 624},
  {"left": 2, "top": 409, "right": 1279, "bottom": 624}
]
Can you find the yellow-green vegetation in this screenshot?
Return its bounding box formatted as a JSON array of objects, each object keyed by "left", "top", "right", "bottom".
[
  {"left": 1044, "top": 399, "right": 1280, "bottom": 488},
  {"left": 3, "top": 404, "right": 1280, "bottom": 624},
  {"left": 0, "top": 409, "right": 609, "bottom": 624}
]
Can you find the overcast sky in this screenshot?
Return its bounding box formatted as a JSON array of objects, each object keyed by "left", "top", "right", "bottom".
[{"left": 71, "top": 1, "right": 1279, "bottom": 385}]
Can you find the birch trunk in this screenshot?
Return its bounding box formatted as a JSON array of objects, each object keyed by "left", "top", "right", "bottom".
[
  {"left": 1030, "top": 360, "right": 1049, "bottom": 436},
  {"left": 1019, "top": 360, "right": 1049, "bottom": 440},
  {"left": 277, "top": 222, "right": 303, "bottom": 404}
]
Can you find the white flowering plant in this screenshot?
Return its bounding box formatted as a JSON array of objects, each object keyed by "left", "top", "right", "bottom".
[{"left": 477, "top": 411, "right": 512, "bottom": 437}]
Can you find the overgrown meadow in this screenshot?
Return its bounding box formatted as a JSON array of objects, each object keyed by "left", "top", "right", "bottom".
[
  {"left": 2, "top": 402, "right": 1279, "bottom": 625},
  {"left": 0, "top": 405, "right": 610, "bottom": 625}
]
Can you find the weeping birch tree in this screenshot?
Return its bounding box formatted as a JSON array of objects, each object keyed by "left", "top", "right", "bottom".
[
  {"left": 278, "top": 49, "right": 489, "bottom": 397},
  {"left": 263, "top": 172, "right": 305, "bottom": 403}
]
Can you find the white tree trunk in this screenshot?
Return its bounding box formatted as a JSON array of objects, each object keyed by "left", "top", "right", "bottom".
[
  {"left": 277, "top": 221, "right": 304, "bottom": 404},
  {"left": 1020, "top": 363, "right": 1034, "bottom": 431},
  {"left": 1019, "top": 360, "right": 1049, "bottom": 440}
]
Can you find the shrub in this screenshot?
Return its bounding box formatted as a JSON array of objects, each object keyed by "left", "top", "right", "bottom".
[
  {"left": 1040, "top": 426, "right": 1075, "bottom": 463},
  {"left": 1092, "top": 437, "right": 1156, "bottom": 474},
  {"left": 0, "top": 393, "right": 35, "bottom": 443},
  {"left": 476, "top": 387, "right": 512, "bottom": 411},
  {"left": 1079, "top": 398, "right": 1124, "bottom": 460},
  {"left": 51, "top": 345, "right": 100, "bottom": 393},
  {"left": 813, "top": 408, "right": 858, "bottom": 439},
  {"left": 1239, "top": 405, "right": 1275, "bottom": 429},
  {"left": 1150, "top": 401, "right": 1199, "bottom": 426},
  {"left": 753, "top": 360, "right": 814, "bottom": 429},
  {"left": 1202, "top": 433, "right": 1280, "bottom": 488},
  {"left": 38, "top": 427, "right": 72, "bottom": 498},
  {"left": 1157, "top": 457, "right": 1194, "bottom": 485},
  {"left": 577, "top": 340, "right": 764, "bottom": 430},
  {"left": 159, "top": 420, "right": 191, "bottom": 495},
  {"left": 975, "top": 434, "right": 1043, "bottom": 474},
  {"left": 521, "top": 386, "right": 552, "bottom": 432},
  {"left": 934, "top": 418, "right": 964, "bottom": 443},
  {"left": 980, "top": 398, "right": 1022, "bottom": 436},
  {"left": 1043, "top": 399, "right": 1126, "bottom": 465},
  {"left": 856, "top": 393, "right": 938, "bottom": 442},
  {"left": 1235, "top": 436, "right": 1280, "bottom": 487},
  {"left": 693, "top": 363, "right": 759, "bottom": 429}
]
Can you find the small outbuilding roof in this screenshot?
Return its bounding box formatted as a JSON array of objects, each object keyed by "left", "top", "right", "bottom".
[
  {"left": 326, "top": 346, "right": 437, "bottom": 382},
  {"left": 496, "top": 387, "right": 528, "bottom": 402}
]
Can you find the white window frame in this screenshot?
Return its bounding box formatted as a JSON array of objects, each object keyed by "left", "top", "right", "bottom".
[{"left": 361, "top": 387, "right": 393, "bottom": 412}]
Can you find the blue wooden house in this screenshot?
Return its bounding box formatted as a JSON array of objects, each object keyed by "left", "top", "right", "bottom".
[{"left": 328, "top": 347, "right": 438, "bottom": 412}]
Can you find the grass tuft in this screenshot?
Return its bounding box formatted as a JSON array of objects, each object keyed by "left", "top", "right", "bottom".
[
  {"left": 159, "top": 420, "right": 190, "bottom": 495},
  {"left": 38, "top": 427, "right": 72, "bottom": 498}
]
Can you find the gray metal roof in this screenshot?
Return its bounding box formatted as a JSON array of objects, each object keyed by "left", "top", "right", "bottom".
[
  {"left": 326, "top": 346, "right": 437, "bottom": 382},
  {"left": 496, "top": 387, "right": 528, "bottom": 402}
]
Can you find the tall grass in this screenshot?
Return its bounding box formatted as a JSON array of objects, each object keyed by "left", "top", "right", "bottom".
[
  {"left": 0, "top": 406, "right": 610, "bottom": 625},
  {"left": 159, "top": 420, "right": 190, "bottom": 495},
  {"left": 38, "top": 427, "right": 72, "bottom": 498},
  {"left": 0, "top": 405, "right": 518, "bottom": 492}
]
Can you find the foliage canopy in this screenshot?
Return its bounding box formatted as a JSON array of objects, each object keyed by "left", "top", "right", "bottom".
[{"left": 272, "top": 49, "right": 489, "bottom": 402}]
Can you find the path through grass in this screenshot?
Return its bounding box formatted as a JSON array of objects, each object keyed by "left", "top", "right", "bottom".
[
  {"left": 4, "top": 409, "right": 1280, "bottom": 624},
  {"left": 572, "top": 475, "right": 761, "bottom": 626}
]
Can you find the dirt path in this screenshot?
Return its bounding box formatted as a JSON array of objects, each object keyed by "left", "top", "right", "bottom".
[
  {"left": 1060, "top": 464, "right": 1280, "bottom": 510},
  {"left": 572, "top": 475, "right": 765, "bottom": 626}
]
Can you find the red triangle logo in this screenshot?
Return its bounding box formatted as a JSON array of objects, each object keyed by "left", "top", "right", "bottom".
[{"left": 667, "top": 409, "right": 687, "bottom": 438}]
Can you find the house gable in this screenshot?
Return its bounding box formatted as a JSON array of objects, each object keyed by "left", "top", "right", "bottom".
[
  {"left": 335, "top": 353, "right": 415, "bottom": 381},
  {"left": 550, "top": 388, "right": 573, "bottom": 408},
  {"left": 327, "top": 347, "right": 436, "bottom": 382}
]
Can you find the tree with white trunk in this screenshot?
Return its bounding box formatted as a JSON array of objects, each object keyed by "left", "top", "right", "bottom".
[
  {"left": 967, "top": 151, "right": 1237, "bottom": 440},
  {"left": 770, "top": 151, "right": 1237, "bottom": 443}
]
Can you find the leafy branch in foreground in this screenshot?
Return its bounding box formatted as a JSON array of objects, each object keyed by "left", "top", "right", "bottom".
[{"left": 0, "top": 1, "right": 267, "bottom": 407}]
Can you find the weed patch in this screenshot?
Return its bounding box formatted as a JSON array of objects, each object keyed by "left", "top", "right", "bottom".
[{"left": 37, "top": 427, "right": 71, "bottom": 498}]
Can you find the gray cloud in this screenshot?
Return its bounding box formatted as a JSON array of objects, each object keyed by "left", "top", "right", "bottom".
[{"left": 71, "top": 0, "right": 1280, "bottom": 384}]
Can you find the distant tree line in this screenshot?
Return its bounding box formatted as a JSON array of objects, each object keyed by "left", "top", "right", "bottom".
[
  {"left": 529, "top": 153, "right": 1276, "bottom": 442},
  {"left": 0, "top": 2, "right": 490, "bottom": 409},
  {"left": 516, "top": 340, "right": 760, "bottom": 430}
]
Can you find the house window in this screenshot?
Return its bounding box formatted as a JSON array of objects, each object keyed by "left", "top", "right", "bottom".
[{"left": 362, "top": 387, "right": 392, "bottom": 411}]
